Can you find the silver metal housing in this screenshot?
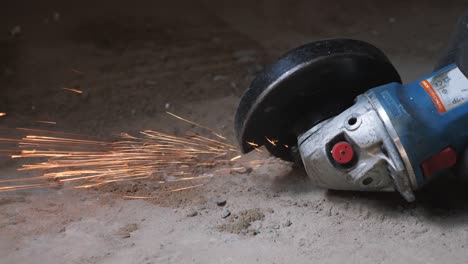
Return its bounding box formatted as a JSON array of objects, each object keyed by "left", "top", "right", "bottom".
[{"left": 298, "top": 95, "right": 415, "bottom": 201}]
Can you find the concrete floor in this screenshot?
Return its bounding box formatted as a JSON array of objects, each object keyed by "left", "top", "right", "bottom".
[{"left": 1, "top": 1, "right": 468, "bottom": 263}]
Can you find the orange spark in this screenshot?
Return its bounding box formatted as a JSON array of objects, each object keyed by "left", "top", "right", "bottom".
[
  {"left": 63, "top": 87, "right": 83, "bottom": 94},
  {"left": 168, "top": 184, "right": 204, "bottom": 192},
  {"left": 0, "top": 124, "right": 243, "bottom": 194},
  {"left": 0, "top": 112, "right": 6, "bottom": 117},
  {"left": 168, "top": 175, "right": 213, "bottom": 182},
  {"left": 0, "top": 112, "right": 270, "bottom": 197},
  {"left": 247, "top": 141, "right": 258, "bottom": 147},
  {"left": 246, "top": 141, "right": 263, "bottom": 152},
  {"left": 36, "top": 120, "right": 57, "bottom": 125},
  {"left": 265, "top": 137, "right": 278, "bottom": 146},
  {"left": 166, "top": 112, "right": 226, "bottom": 140},
  {"left": 0, "top": 182, "right": 55, "bottom": 192},
  {"left": 230, "top": 155, "right": 242, "bottom": 161},
  {"left": 16, "top": 128, "right": 99, "bottom": 138}
]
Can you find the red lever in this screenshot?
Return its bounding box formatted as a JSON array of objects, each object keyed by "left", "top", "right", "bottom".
[{"left": 421, "top": 147, "right": 457, "bottom": 179}]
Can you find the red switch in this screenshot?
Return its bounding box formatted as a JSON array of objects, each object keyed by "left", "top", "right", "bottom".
[
  {"left": 331, "top": 141, "right": 354, "bottom": 165},
  {"left": 421, "top": 147, "right": 457, "bottom": 179}
]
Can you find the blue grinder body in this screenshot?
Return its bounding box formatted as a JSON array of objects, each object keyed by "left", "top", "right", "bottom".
[{"left": 368, "top": 64, "right": 468, "bottom": 187}]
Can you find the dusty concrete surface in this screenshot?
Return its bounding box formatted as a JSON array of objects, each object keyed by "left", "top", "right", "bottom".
[{"left": 1, "top": 1, "right": 468, "bottom": 263}]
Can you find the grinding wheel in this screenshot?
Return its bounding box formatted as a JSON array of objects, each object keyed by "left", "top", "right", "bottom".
[{"left": 234, "top": 38, "right": 401, "bottom": 161}]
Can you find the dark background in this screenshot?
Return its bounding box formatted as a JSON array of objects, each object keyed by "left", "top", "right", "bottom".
[{"left": 1, "top": 0, "right": 466, "bottom": 137}]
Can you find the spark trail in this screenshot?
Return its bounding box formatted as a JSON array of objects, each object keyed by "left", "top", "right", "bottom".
[
  {"left": 0, "top": 130, "right": 237, "bottom": 192},
  {"left": 0, "top": 109, "right": 281, "bottom": 197},
  {"left": 0, "top": 114, "right": 271, "bottom": 196}
]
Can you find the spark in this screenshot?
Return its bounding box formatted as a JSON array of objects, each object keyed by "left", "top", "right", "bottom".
[
  {"left": 0, "top": 113, "right": 273, "bottom": 197},
  {"left": 16, "top": 128, "right": 98, "bottom": 138},
  {"left": 246, "top": 141, "right": 263, "bottom": 153},
  {"left": 166, "top": 112, "right": 226, "bottom": 140},
  {"left": 167, "top": 184, "right": 204, "bottom": 192},
  {"left": 265, "top": 137, "right": 278, "bottom": 146},
  {"left": 167, "top": 175, "right": 213, "bottom": 182},
  {"left": 122, "top": 183, "right": 205, "bottom": 199},
  {"left": 36, "top": 120, "right": 57, "bottom": 125},
  {"left": 230, "top": 167, "right": 246, "bottom": 170},
  {"left": 0, "top": 126, "right": 239, "bottom": 193},
  {"left": 247, "top": 141, "right": 258, "bottom": 147},
  {"left": 122, "top": 195, "right": 157, "bottom": 199},
  {"left": 0, "top": 182, "right": 55, "bottom": 192},
  {"left": 71, "top": 68, "right": 84, "bottom": 74},
  {"left": 0, "top": 112, "right": 6, "bottom": 117},
  {"left": 230, "top": 155, "right": 242, "bottom": 161},
  {"left": 63, "top": 87, "right": 83, "bottom": 94}
]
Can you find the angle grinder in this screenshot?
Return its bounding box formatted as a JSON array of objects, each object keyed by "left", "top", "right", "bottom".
[{"left": 235, "top": 13, "right": 468, "bottom": 201}]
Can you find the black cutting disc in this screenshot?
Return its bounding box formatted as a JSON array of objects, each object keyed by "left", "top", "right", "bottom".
[{"left": 234, "top": 38, "right": 401, "bottom": 161}]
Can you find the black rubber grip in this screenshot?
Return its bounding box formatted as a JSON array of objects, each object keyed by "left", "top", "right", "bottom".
[{"left": 434, "top": 11, "right": 468, "bottom": 77}]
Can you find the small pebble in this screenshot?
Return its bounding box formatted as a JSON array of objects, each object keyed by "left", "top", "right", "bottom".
[
  {"left": 212, "top": 197, "right": 227, "bottom": 206},
  {"left": 221, "top": 208, "right": 231, "bottom": 218},
  {"left": 186, "top": 210, "right": 198, "bottom": 217},
  {"left": 283, "top": 220, "right": 292, "bottom": 227}
]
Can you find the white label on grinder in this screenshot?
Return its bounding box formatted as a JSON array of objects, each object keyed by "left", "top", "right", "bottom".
[{"left": 420, "top": 66, "right": 468, "bottom": 113}]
